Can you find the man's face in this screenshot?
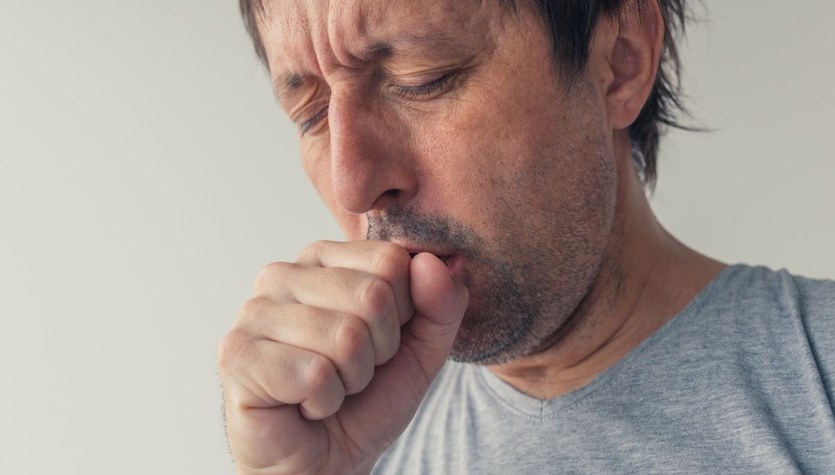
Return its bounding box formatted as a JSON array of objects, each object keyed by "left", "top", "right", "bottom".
[{"left": 258, "top": 0, "right": 619, "bottom": 364}]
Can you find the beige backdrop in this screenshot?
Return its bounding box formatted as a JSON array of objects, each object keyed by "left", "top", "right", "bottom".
[{"left": 0, "top": 1, "right": 832, "bottom": 474}]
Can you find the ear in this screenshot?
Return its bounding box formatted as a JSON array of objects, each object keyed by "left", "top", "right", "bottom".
[{"left": 591, "top": 0, "right": 665, "bottom": 131}]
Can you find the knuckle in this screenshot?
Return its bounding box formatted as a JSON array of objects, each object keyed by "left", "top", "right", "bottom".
[
  {"left": 334, "top": 316, "right": 371, "bottom": 366},
  {"left": 253, "top": 261, "right": 294, "bottom": 294},
  {"left": 357, "top": 276, "right": 396, "bottom": 324},
  {"left": 216, "top": 329, "right": 249, "bottom": 375},
  {"left": 304, "top": 354, "right": 337, "bottom": 393},
  {"left": 298, "top": 239, "right": 332, "bottom": 261},
  {"left": 235, "top": 296, "right": 271, "bottom": 325},
  {"left": 371, "top": 243, "right": 411, "bottom": 280}
]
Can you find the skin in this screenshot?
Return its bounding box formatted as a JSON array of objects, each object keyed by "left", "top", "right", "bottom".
[{"left": 218, "top": 0, "right": 727, "bottom": 473}]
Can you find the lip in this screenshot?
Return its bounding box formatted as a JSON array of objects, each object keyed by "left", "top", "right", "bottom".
[
  {"left": 407, "top": 251, "right": 455, "bottom": 264},
  {"left": 394, "top": 241, "right": 457, "bottom": 262},
  {"left": 396, "top": 243, "right": 463, "bottom": 276},
  {"left": 443, "top": 253, "right": 463, "bottom": 277}
]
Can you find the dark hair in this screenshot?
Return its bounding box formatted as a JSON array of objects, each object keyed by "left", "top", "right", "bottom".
[{"left": 239, "top": 0, "right": 692, "bottom": 189}]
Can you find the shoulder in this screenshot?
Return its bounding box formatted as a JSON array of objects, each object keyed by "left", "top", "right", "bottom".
[
  {"left": 726, "top": 264, "right": 835, "bottom": 329},
  {"left": 718, "top": 265, "right": 835, "bottom": 394},
  {"left": 780, "top": 269, "right": 835, "bottom": 377},
  {"left": 676, "top": 264, "right": 835, "bottom": 376},
  {"left": 788, "top": 271, "right": 835, "bottom": 320},
  {"left": 708, "top": 264, "right": 834, "bottom": 318}
]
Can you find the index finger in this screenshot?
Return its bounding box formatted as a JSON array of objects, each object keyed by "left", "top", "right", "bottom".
[{"left": 297, "top": 240, "right": 414, "bottom": 325}]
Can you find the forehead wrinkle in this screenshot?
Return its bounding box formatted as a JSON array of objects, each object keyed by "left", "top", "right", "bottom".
[
  {"left": 320, "top": 1, "right": 463, "bottom": 71},
  {"left": 323, "top": 0, "right": 385, "bottom": 69},
  {"left": 388, "top": 32, "right": 465, "bottom": 56},
  {"left": 263, "top": 1, "right": 366, "bottom": 84},
  {"left": 263, "top": 0, "right": 496, "bottom": 99},
  {"left": 259, "top": 0, "right": 329, "bottom": 102}
]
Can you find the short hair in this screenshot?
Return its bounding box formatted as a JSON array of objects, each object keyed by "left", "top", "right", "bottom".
[{"left": 238, "top": 0, "right": 693, "bottom": 189}]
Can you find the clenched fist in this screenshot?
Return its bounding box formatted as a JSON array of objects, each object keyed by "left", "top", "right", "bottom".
[{"left": 218, "top": 240, "right": 468, "bottom": 474}]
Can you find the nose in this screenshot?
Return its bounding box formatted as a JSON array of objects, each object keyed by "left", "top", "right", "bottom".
[{"left": 328, "top": 92, "right": 417, "bottom": 215}]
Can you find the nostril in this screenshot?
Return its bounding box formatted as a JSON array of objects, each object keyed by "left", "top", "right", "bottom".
[{"left": 369, "top": 189, "right": 403, "bottom": 213}]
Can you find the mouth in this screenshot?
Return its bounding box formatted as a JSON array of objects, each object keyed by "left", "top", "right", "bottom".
[{"left": 409, "top": 252, "right": 454, "bottom": 266}]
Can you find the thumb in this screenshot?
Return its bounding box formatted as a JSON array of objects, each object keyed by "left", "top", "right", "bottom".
[{"left": 402, "top": 252, "right": 469, "bottom": 377}]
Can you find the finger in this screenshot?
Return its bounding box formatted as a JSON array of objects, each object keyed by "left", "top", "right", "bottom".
[
  {"left": 236, "top": 298, "right": 375, "bottom": 395},
  {"left": 219, "top": 335, "right": 346, "bottom": 420},
  {"left": 322, "top": 253, "right": 469, "bottom": 444},
  {"left": 401, "top": 252, "right": 469, "bottom": 379},
  {"left": 254, "top": 265, "right": 402, "bottom": 365},
  {"left": 296, "top": 240, "right": 414, "bottom": 325}
]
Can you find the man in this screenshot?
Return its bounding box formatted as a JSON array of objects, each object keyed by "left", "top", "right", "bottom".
[{"left": 218, "top": 0, "right": 835, "bottom": 473}]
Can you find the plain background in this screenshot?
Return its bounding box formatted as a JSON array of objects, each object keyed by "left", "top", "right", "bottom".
[{"left": 1, "top": 1, "right": 832, "bottom": 474}]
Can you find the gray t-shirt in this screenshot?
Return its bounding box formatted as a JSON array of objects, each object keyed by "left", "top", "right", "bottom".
[{"left": 373, "top": 265, "right": 835, "bottom": 474}]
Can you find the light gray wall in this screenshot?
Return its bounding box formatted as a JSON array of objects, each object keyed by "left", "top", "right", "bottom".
[
  {"left": 0, "top": 2, "right": 832, "bottom": 474},
  {"left": 652, "top": 1, "right": 835, "bottom": 278}
]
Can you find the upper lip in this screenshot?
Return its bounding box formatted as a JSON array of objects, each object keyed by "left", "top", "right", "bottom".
[
  {"left": 391, "top": 241, "right": 458, "bottom": 259},
  {"left": 410, "top": 252, "right": 454, "bottom": 265}
]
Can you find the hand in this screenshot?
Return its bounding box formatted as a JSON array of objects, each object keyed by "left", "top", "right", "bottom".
[{"left": 218, "top": 240, "right": 469, "bottom": 474}]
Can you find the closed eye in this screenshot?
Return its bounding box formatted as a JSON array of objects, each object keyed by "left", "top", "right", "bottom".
[
  {"left": 394, "top": 72, "right": 458, "bottom": 100},
  {"left": 299, "top": 106, "right": 329, "bottom": 135},
  {"left": 297, "top": 71, "right": 459, "bottom": 135}
]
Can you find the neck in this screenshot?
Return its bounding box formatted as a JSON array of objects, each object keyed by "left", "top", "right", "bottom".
[{"left": 487, "top": 134, "right": 726, "bottom": 400}]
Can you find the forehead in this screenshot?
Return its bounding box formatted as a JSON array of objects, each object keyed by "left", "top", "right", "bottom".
[{"left": 255, "top": 0, "right": 496, "bottom": 83}]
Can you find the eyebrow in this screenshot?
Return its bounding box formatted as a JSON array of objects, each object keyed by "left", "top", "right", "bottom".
[
  {"left": 273, "top": 73, "right": 304, "bottom": 103},
  {"left": 272, "top": 32, "right": 462, "bottom": 104}
]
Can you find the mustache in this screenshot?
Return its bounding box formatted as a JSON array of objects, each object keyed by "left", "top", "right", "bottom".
[{"left": 366, "top": 206, "right": 483, "bottom": 256}]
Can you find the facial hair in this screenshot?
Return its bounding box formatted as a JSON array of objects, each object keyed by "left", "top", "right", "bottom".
[
  {"left": 366, "top": 80, "right": 616, "bottom": 365},
  {"left": 367, "top": 206, "right": 571, "bottom": 365}
]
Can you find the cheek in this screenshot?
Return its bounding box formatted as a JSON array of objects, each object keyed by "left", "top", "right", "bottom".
[
  {"left": 473, "top": 120, "right": 614, "bottom": 244},
  {"left": 303, "top": 143, "right": 331, "bottom": 210}
]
